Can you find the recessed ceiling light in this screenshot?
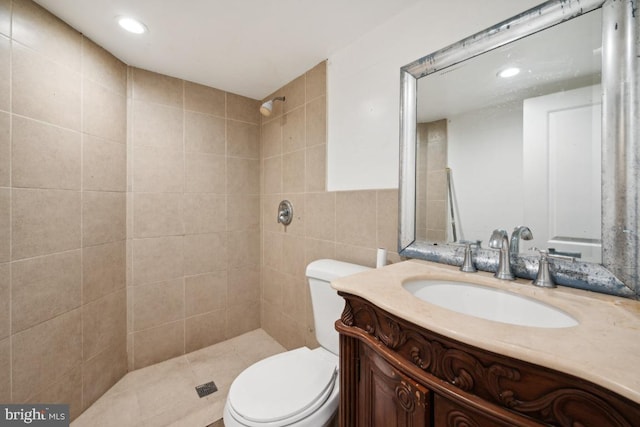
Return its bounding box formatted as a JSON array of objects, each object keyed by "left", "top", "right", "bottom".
[
  {"left": 117, "top": 16, "right": 147, "bottom": 34},
  {"left": 497, "top": 67, "right": 521, "bottom": 78}
]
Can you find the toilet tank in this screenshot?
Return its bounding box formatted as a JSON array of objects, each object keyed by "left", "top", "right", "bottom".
[{"left": 306, "top": 259, "right": 371, "bottom": 355}]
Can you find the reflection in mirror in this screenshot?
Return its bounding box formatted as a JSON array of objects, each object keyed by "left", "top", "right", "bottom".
[
  {"left": 415, "top": 10, "right": 602, "bottom": 262},
  {"left": 400, "top": 0, "right": 639, "bottom": 298}
]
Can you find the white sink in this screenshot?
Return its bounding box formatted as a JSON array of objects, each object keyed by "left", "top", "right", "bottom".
[{"left": 403, "top": 280, "right": 578, "bottom": 328}]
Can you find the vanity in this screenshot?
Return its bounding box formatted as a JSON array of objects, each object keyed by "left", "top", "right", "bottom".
[{"left": 332, "top": 260, "right": 640, "bottom": 426}]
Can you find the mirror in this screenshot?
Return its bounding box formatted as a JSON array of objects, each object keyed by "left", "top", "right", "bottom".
[{"left": 399, "top": 0, "right": 639, "bottom": 298}]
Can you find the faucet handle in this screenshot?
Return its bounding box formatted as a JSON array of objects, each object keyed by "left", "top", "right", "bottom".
[
  {"left": 533, "top": 250, "right": 555, "bottom": 288},
  {"left": 460, "top": 243, "right": 477, "bottom": 273}
]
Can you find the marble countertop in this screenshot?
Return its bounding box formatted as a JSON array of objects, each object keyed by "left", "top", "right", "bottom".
[{"left": 331, "top": 259, "right": 640, "bottom": 404}]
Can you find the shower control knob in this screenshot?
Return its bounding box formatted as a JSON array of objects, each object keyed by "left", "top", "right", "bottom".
[{"left": 277, "top": 200, "right": 293, "bottom": 226}]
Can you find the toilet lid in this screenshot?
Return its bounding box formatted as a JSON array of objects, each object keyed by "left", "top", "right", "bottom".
[{"left": 228, "top": 347, "right": 338, "bottom": 424}]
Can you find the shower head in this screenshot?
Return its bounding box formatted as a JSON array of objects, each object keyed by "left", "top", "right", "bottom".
[{"left": 260, "top": 96, "right": 285, "bottom": 117}]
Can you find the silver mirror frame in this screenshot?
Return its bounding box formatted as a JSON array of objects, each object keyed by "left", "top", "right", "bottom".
[{"left": 399, "top": 0, "right": 639, "bottom": 298}]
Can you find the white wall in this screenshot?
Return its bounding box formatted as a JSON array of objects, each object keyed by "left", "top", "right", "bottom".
[
  {"left": 447, "top": 103, "right": 524, "bottom": 243},
  {"left": 326, "top": 0, "right": 542, "bottom": 191}
]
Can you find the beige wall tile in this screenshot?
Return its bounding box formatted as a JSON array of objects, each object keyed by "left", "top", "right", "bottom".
[
  {"left": 133, "top": 278, "right": 184, "bottom": 331},
  {"left": 132, "top": 100, "right": 183, "bottom": 150},
  {"left": 261, "top": 119, "right": 282, "bottom": 158},
  {"left": 12, "top": 188, "right": 81, "bottom": 260},
  {"left": 304, "top": 192, "right": 335, "bottom": 241},
  {"left": 335, "top": 243, "right": 377, "bottom": 268},
  {"left": 185, "top": 271, "right": 227, "bottom": 317},
  {"left": 0, "top": 189, "right": 7, "bottom": 262},
  {"left": 282, "top": 235, "right": 305, "bottom": 278},
  {"left": 82, "top": 342, "right": 127, "bottom": 410},
  {"left": 82, "top": 39, "right": 127, "bottom": 95},
  {"left": 263, "top": 157, "right": 282, "bottom": 195},
  {"left": 132, "top": 236, "right": 183, "bottom": 286},
  {"left": 283, "top": 75, "right": 305, "bottom": 113},
  {"left": 133, "top": 320, "right": 184, "bottom": 369},
  {"left": 282, "top": 274, "right": 305, "bottom": 325},
  {"left": 133, "top": 192, "right": 184, "bottom": 238},
  {"left": 183, "top": 193, "right": 226, "bottom": 234},
  {"left": 279, "top": 317, "right": 306, "bottom": 350},
  {"left": 306, "top": 96, "right": 326, "bottom": 147},
  {"left": 262, "top": 267, "right": 284, "bottom": 308},
  {"left": 12, "top": 309, "right": 82, "bottom": 402},
  {"left": 26, "top": 366, "right": 83, "bottom": 421},
  {"left": 83, "top": 136, "right": 126, "bottom": 191},
  {"left": 283, "top": 107, "right": 305, "bottom": 153},
  {"left": 335, "top": 191, "right": 377, "bottom": 248},
  {"left": 82, "top": 289, "right": 126, "bottom": 361},
  {"left": 184, "top": 81, "right": 225, "bottom": 116},
  {"left": 304, "top": 238, "right": 336, "bottom": 266},
  {"left": 227, "top": 266, "right": 259, "bottom": 306},
  {"left": 12, "top": 43, "right": 81, "bottom": 130},
  {"left": 263, "top": 232, "right": 283, "bottom": 271},
  {"left": 82, "top": 191, "right": 126, "bottom": 246},
  {"left": 227, "top": 194, "right": 259, "bottom": 231},
  {"left": 283, "top": 150, "right": 305, "bottom": 193},
  {"left": 227, "top": 120, "right": 258, "bottom": 159},
  {"left": 12, "top": 250, "right": 81, "bottom": 333},
  {"left": 0, "top": 263, "right": 8, "bottom": 339},
  {"left": 305, "top": 144, "right": 326, "bottom": 192},
  {"left": 262, "top": 194, "right": 282, "bottom": 233},
  {"left": 377, "top": 189, "right": 399, "bottom": 252},
  {"left": 185, "top": 153, "right": 226, "bottom": 193},
  {"left": 306, "top": 61, "right": 327, "bottom": 100},
  {"left": 0, "top": 36, "right": 8, "bottom": 113},
  {"left": 133, "top": 146, "right": 184, "bottom": 193},
  {"left": 0, "top": 112, "right": 7, "bottom": 187},
  {"left": 0, "top": 0, "right": 9, "bottom": 37},
  {"left": 83, "top": 79, "right": 126, "bottom": 143},
  {"left": 227, "top": 230, "right": 260, "bottom": 269},
  {"left": 11, "top": 0, "right": 81, "bottom": 71},
  {"left": 426, "top": 169, "right": 447, "bottom": 201},
  {"left": 83, "top": 241, "right": 126, "bottom": 304},
  {"left": 184, "top": 232, "right": 226, "bottom": 275},
  {"left": 185, "top": 310, "right": 226, "bottom": 353},
  {"left": 227, "top": 158, "right": 259, "bottom": 196},
  {"left": 131, "top": 68, "right": 183, "bottom": 108},
  {"left": 185, "top": 111, "right": 225, "bottom": 154},
  {"left": 227, "top": 93, "right": 260, "bottom": 124},
  {"left": 0, "top": 337, "right": 9, "bottom": 402},
  {"left": 12, "top": 116, "right": 81, "bottom": 190},
  {"left": 227, "top": 301, "right": 260, "bottom": 338}
]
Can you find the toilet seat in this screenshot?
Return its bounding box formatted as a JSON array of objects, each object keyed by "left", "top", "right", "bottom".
[{"left": 227, "top": 347, "right": 338, "bottom": 426}]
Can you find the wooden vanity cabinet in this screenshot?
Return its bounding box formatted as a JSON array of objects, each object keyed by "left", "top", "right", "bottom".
[{"left": 336, "top": 292, "right": 640, "bottom": 427}]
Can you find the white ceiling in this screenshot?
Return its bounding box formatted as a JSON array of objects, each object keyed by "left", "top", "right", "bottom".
[{"left": 34, "top": 0, "right": 421, "bottom": 100}]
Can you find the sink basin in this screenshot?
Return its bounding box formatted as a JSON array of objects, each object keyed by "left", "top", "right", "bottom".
[{"left": 403, "top": 280, "right": 578, "bottom": 328}]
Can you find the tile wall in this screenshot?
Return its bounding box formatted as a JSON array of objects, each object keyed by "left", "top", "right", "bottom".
[
  {"left": 0, "top": 1, "right": 404, "bottom": 421},
  {"left": 127, "top": 69, "right": 262, "bottom": 370},
  {"left": 260, "top": 62, "right": 400, "bottom": 349},
  {"left": 0, "top": 0, "right": 127, "bottom": 418},
  {"left": 416, "top": 119, "right": 448, "bottom": 241}
]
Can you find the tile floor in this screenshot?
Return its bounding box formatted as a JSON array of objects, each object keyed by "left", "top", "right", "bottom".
[{"left": 72, "top": 329, "right": 286, "bottom": 427}]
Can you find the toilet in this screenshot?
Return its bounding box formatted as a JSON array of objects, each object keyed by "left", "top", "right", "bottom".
[{"left": 223, "top": 259, "right": 370, "bottom": 427}]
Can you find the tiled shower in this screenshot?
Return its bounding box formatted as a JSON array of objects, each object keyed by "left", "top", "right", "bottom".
[{"left": 0, "top": 0, "right": 401, "bottom": 421}]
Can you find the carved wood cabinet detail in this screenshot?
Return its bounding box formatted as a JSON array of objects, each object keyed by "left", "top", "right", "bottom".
[{"left": 336, "top": 293, "right": 640, "bottom": 427}]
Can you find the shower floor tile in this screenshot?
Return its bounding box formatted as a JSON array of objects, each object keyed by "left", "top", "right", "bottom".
[{"left": 71, "top": 329, "right": 285, "bottom": 427}]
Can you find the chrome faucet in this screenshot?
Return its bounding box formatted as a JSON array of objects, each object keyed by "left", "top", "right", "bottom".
[
  {"left": 509, "top": 226, "right": 533, "bottom": 255},
  {"left": 489, "top": 229, "right": 515, "bottom": 280}
]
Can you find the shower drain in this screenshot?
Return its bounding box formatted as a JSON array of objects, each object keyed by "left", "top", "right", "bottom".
[{"left": 195, "top": 381, "right": 218, "bottom": 398}]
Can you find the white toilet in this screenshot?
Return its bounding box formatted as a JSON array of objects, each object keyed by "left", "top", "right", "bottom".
[{"left": 223, "top": 259, "right": 370, "bottom": 427}]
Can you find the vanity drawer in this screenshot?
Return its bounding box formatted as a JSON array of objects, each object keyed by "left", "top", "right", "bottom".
[{"left": 434, "top": 394, "right": 539, "bottom": 427}]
